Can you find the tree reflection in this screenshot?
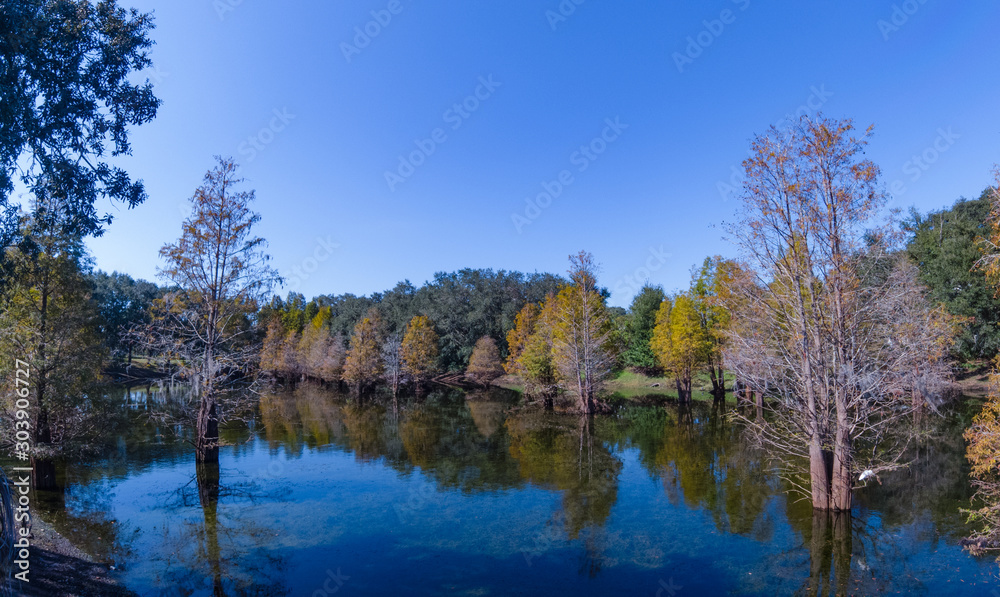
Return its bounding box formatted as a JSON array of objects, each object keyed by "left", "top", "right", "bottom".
[
  {"left": 638, "top": 402, "right": 776, "bottom": 541},
  {"left": 147, "top": 462, "right": 289, "bottom": 596}
]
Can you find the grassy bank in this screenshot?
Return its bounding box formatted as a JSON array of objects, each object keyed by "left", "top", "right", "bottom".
[{"left": 496, "top": 370, "right": 737, "bottom": 406}]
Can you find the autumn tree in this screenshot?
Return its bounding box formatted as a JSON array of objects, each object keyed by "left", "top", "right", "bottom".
[
  {"left": 724, "top": 115, "right": 954, "bottom": 512},
  {"left": 691, "top": 257, "right": 735, "bottom": 399},
  {"left": 552, "top": 252, "right": 616, "bottom": 413},
  {"left": 651, "top": 292, "right": 710, "bottom": 403},
  {"left": 518, "top": 295, "right": 560, "bottom": 403},
  {"left": 964, "top": 166, "right": 1000, "bottom": 552},
  {"left": 137, "top": 157, "right": 279, "bottom": 463},
  {"left": 466, "top": 336, "right": 503, "bottom": 386},
  {"left": 343, "top": 307, "right": 385, "bottom": 394},
  {"left": 401, "top": 315, "right": 439, "bottom": 384},
  {"left": 259, "top": 320, "right": 285, "bottom": 378},
  {"left": 504, "top": 302, "right": 541, "bottom": 376}
]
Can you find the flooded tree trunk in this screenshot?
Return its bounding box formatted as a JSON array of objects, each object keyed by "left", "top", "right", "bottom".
[
  {"left": 195, "top": 397, "right": 219, "bottom": 464},
  {"left": 809, "top": 434, "right": 831, "bottom": 511},
  {"left": 831, "top": 420, "right": 853, "bottom": 511},
  {"left": 675, "top": 376, "right": 692, "bottom": 403},
  {"left": 32, "top": 395, "right": 57, "bottom": 490}
]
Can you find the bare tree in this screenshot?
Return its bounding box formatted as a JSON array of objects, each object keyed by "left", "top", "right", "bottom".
[
  {"left": 135, "top": 157, "right": 279, "bottom": 463},
  {"left": 382, "top": 333, "right": 403, "bottom": 397},
  {"left": 724, "top": 116, "right": 955, "bottom": 511},
  {"left": 553, "top": 251, "right": 616, "bottom": 413}
]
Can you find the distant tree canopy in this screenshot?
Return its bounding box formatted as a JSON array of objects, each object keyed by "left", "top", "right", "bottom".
[
  {"left": 907, "top": 187, "right": 1000, "bottom": 361},
  {"left": 261, "top": 269, "right": 564, "bottom": 373},
  {"left": 88, "top": 270, "right": 162, "bottom": 364}
]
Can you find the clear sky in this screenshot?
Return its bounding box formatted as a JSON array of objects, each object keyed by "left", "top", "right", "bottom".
[{"left": 84, "top": 0, "right": 1000, "bottom": 307}]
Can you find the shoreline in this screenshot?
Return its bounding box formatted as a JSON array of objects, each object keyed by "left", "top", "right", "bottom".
[{"left": 4, "top": 514, "right": 135, "bottom": 597}]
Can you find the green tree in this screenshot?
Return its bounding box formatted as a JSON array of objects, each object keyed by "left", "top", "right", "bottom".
[
  {"left": 0, "top": 0, "right": 161, "bottom": 266},
  {"left": 518, "top": 295, "right": 559, "bottom": 402},
  {"left": 651, "top": 293, "right": 709, "bottom": 402},
  {"left": 0, "top": 207, "right": 109, "bottom": 488},
  {"left": 907, "top": 188, "right": 1000, "bottom": 360},
  {"left": 691, "top": 257, "right": 735, "bottom": 399},
  {"left": 622, "top": 284, "right": 664, "bottom": 372},
  {"left": 89, "top": 270, "right": 159, "bottom": 364}
]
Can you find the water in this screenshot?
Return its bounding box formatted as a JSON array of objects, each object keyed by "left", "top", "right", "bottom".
[{"left": 27, "top": 384, "right": 1000, "bottom": 595}]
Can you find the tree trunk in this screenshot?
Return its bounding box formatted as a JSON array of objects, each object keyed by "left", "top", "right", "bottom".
[
  {"left": 809, "top": 434, "right": 831, "bottom": 510},
  {"left": 195, "top": 397, "right": 219, "bottom": 464},
  {"left": 831, "top": 415, "right": 852, "bottom": 511}
]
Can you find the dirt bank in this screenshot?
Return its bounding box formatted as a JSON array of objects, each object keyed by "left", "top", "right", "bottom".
[{"left": 4, "top": 515, "right": 135, "bottom": 597}]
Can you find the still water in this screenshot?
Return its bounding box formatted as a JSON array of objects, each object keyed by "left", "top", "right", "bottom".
[{"left": 30, "top": 384, "right": 1000, "bottom": 595}]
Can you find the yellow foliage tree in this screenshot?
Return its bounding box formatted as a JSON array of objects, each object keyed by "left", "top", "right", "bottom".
[
  {"left": 517, "top": 294, "right": 560, "bottom": 402},
  {"left": 343, "top": 308, "right": 384, "bottom": 393},
  {"left": 651, "top": 293, "right": 710, "bottom": 402},
  {"left": 401, "top": 315, "right": 439, "bottom": 384},
  {"left": 505, "top": 302, "right": 540, "bottom": 375},
  {"left": 466, "top": 336, "right": 504, "bottom": 386}
]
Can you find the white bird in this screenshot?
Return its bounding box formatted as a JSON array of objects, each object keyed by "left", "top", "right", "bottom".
[{"left": 859, "top": 469, "right": 875, "bottom": 482}]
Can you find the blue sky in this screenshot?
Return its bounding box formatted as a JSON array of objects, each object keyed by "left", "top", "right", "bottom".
[{"left": 84, "top": 0, "right": 1000, "bottom": 307}]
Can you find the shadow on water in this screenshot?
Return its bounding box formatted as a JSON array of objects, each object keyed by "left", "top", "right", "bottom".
[{"left": 22, "top": 383, "right": 1000, "bottom": 595}]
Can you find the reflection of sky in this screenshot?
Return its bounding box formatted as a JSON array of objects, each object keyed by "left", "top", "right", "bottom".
[{"left": 55, "top": 423, "right": 1000, "bottom": 596}]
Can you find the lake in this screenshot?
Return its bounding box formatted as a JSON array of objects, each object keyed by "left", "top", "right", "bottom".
[{"left": 24, "top": 384, "right": 1000, "bottom": 595}]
